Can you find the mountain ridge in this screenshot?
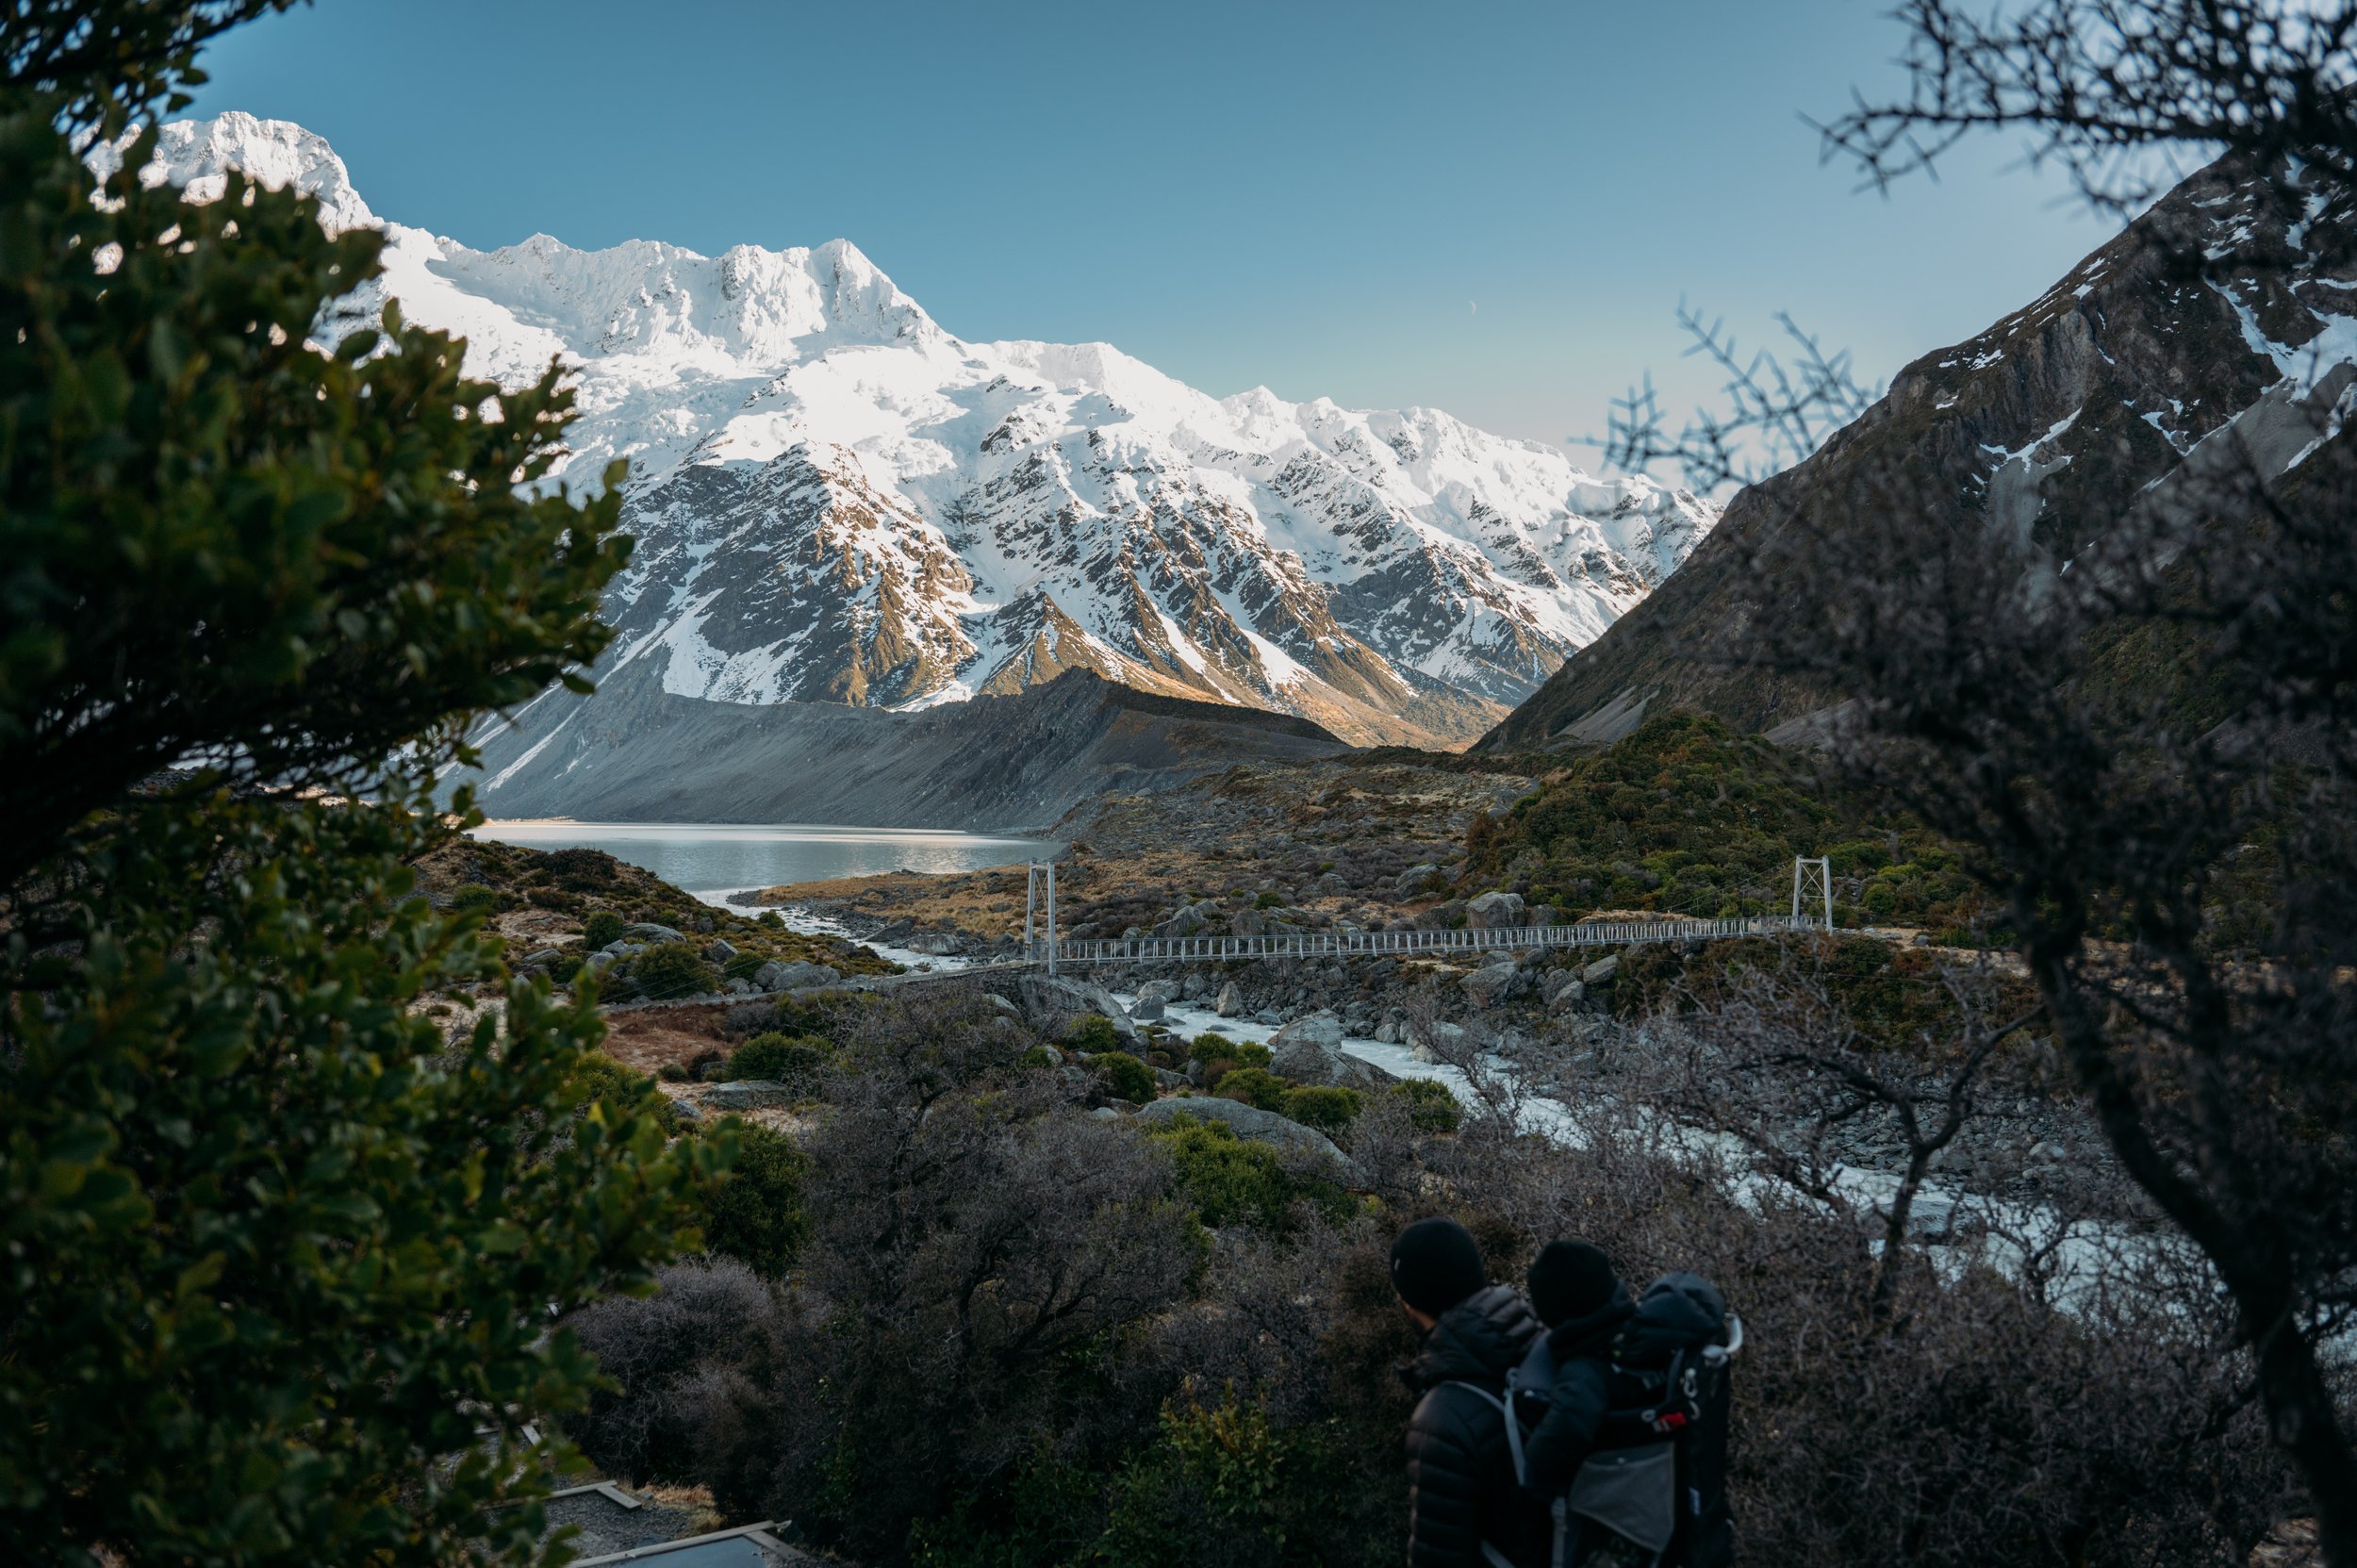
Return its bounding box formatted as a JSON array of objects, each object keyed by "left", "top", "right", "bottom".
[{"left": 120, "top": 111, "right": 1716, "bottom": 752}]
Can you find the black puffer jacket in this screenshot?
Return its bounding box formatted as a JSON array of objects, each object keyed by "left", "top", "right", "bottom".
[
  {"left": 1404, "top": 1284, "right": 1548, "bottom": 1568},
  {"left": 1522, "top": 1282, "right": 1637, "bottom": 1495}
]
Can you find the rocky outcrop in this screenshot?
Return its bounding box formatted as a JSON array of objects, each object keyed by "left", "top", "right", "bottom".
[
  {"left": 1486, "top": 151, "right": 2357, "bottom": 748},
  {"left": 1131, "top": 1095, "right": 1356, "bottom": 1180},
  {"left": 1268, "top": 1011, "right": 1396, "bottom": 1089}
]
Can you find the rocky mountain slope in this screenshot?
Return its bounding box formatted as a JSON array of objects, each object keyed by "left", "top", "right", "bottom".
[
  {"left": 1485, "top": 151, "right": 2357, "bottom": 750},
  {"left": 121, "top": 113, "right": 1717, "bottom": 751},
  {"left": 462, "top": 666, "right": 1347, "bottom": 831}
]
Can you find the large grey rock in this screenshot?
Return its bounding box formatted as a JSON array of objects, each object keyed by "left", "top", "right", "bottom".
[
  {"left": 1270, "top": 1011, "right": 1394, "bottom": 1089},
  {"left": 754, "top": 959, "right": 841, "bottom": 991},
  {"left": 1583, "top": 954, "right": 1621, "bottom": 985},
  {"left": 1393, "top": 864, "right": 1442, "bottom": 901},
  {"left": 1545, "top": 973, "right": 1588, "bottom": 1012},
  {"left": 706, "top": 1080, "right": 792, "bottom": 1112},
  {"left": 1462, "top": 960, "right": 1524, "bottom": 1009},
  {"left": 1214, "top": 982, "right": 1244, "bottom": 1017},
  {"left": 1019, "top": 972, "right": 1138, "bottom": 1042},
  {"left": 1229, "top": 908, "right": 1269, "bottom": 938},
  {"left": 519, "top": 948, "right": 563, "bottom": 969},
  {"left": 902, "top": 930, "right": 966, "bottom": 955},
  {"left": 703, "top": 937, "right": 738, "bottom": 963},
  {"left": 1129, "top": 994, "right": 1166, "bottom": 1023},
  {"left": 583, "top": 949, "right": 619, "bottom": 972},
  {"left": 1465, "top": 891, "right": 1525, "bottom": 930},
  {"left": 624, "top": 923, "right": 685, "bottom": 944},
  {"left": 1135, "top": 979, "right": 1182, "bottom": 1008},
  {"left": 1132, "top": 1095, "right": 1356, "bottom": 1180},
  {"left": 872, "top": 916, "right": 916, "bottom": 945},
  {"left": 1154, "top": 900, "right": 1222, "bottom": 939}
]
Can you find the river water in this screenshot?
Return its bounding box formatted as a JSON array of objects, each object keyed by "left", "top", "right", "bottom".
[{"left": 469, "top": 820, "right": 1057, "bottom": 905}]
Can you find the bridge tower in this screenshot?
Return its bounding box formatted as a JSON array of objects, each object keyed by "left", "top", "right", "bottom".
[
  {"left": 1025, "top": 861, "right": 1060, "bottom": 975},
  {"left": 1792, "top": 854, "right": 1833, "bottom": 930}
]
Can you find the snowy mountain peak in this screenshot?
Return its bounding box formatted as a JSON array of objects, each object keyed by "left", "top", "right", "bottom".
[
  {"left": 94, "top": 110, "right": 377, "bottom": 234},
  {"left": 140, "top": 114, "right": 1717, "bottom": 750}
]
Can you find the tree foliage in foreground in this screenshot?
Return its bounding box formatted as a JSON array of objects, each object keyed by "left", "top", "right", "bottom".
[{"left": 0, "top": 4, "right": 709, "bottom": 1562}]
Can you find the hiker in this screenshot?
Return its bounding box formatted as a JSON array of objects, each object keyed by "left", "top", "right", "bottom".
[
  {"left": 1519, "top": 1240, "right": 1636, "bottom": 1497},
  {"left": 1393, "top": 1216, "right": 1551, "bottom": 1568},
  {"left": 1508, "top": 1241, "right": 1741, "bottom": 1568}
]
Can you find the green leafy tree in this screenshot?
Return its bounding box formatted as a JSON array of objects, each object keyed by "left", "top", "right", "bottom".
[
  {"left": 696, "top": 1120, "right": 811, "bottom": 1279},
  {"left": 0, "top": 7, "right": 711, "bottom": 1562}
]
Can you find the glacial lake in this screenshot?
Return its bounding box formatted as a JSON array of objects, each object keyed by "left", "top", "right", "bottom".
[{"left": 469, "top": 820, "right": 1057, "bottom": 906}]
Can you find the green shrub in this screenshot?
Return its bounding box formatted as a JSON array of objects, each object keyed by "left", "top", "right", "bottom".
[
  {"left": 697, "top": 1119, "right": 810, "bottom": 1277},
  {"left": 758, "top": 909, "right": 785, "bottom": 929},
  {"left": 1190, "top": 1034, "right": 1271, "bottom": 1072},
  {"left": 1277, "top": 1084, "right": 1362, "bottom": 1133},
  {"left": 631, "top": 941, "right": 717, "bottom": 1000},
  {"left": 583, "top": 909, "right": 626, "bottom": 950},
  {"left": 1021, "top": 1045, "right": 1062, "bottom": 1070},
  {"left": 1144, "top": 1114, "right": 1303, "bottom": 1230},
  {"left": 1254, "top": 890, "right": 1285, "bottom": 909},
  {"left": 1391, "top": 1078, "right": 1464, "bottom": 1133},
  {"left": 1094, "top": 1050, "right": 1157, "bottom": 1104},
  {"left": 566, "top": 1051, "right": 675, "bottom": 1130},
  {"left": 728, "top": 1032, "right": 832, "bottom": 1084},
  {"left": 1213, "top": 1066, "right": 1293, "bottom": 1113},
  {"left": 1065, "top": 1013, "right": 1121, "bottom": 1054},
  {"left": 657, "top": 1063, "right": 690, "bottom": 1083},
  {"left": 451, "top": 882, "right": 503, "bottom": 916},
  {"left": 1100, "top": 1386, "right": 1362, "bottom": 1567},
  {"left": 723, "top": 949, "right": 767, "bottom": 982}
]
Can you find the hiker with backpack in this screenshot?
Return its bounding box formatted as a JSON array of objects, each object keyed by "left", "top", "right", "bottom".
[
  {"left": 1392, "top": 1217, "right": 1552, "bottom": 1568},
  {"left": 1508, "top": 1241, "right": 1741, "bottom": 1568}
]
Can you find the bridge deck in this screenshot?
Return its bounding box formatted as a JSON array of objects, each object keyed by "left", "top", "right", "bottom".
[{"left": 1030, "top": 913, "right": 1822, "bottom": 969}]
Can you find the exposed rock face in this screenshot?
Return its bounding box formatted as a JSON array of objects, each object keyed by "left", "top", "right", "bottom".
[
  {"left": 754, "top": 959, "right": 841, "bottom": 991},
  {"left": 1018, "top": 972, "right": 1138, "bottom": 1042},
  {"left": 1465, "top": 891, "right": 1525, "bottom": 929},
  {"left": 1486, "top": 151, "right": 2357, "bottom": 748},
  {"left": 1461, "top": 960, "right": 1525, "bottom": 1009},
  {"left": 1214, "top": 982, "right": 1245, "bottom": 1017},
  {"left": 706, "top": 1081, "right": 793, "bottom": 1112},
  {"left": 1269, "top": 1011, "right": 1396, "bottom": 1089}
]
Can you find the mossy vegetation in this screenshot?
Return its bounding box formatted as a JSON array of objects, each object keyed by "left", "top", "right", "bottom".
[{"left": 1468, "top": 712, "right": 1987, "bottom": 933}]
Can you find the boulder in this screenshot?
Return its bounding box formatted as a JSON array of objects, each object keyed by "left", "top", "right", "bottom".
[
  {"left": 1461, "top": 961, "right": 1523, "bottom": 1009},
  {"left": 1214, "top": 982, "right": 1244, "bottom": 1017},
  {"left": 1136, "top": 979, "right": 1183, "bottom": 1008},
  {"left": 519, "top": 948, "right": 562, "bottom": 969},
  {"left": 1270, "top": 1011, "right": 1394, "bottom": 1089},
  {"left": 703, "top": 937, "right": 738, "bottom": 963},
  {"left": 1465, "top": 891, "right": 1526, "bottom": 930},
  {"left": 1582, "top": 954, "right": 1621, "bottom": 985},
  {"left": 872, "top": 917, "right": 916, "bottom": 945},
  {"left": 583, "top": 950, "right": 619, "bottom": 973},
  {"left": 1154, "top": 900, "right": 1223, "bottom": 939},
  {"left": 1152, "top": 1065, "right": 1190, "bottom": 1090},
  {"left": 706, "top": 1080, "right": 793, "bottom": 1112},
  {"left": 754, "top": 959, "right": 841, "bottom": 992},
  {"left": 1545, "top": 975, "right": 1587, "bottom": 1012},
  {"left": 1019, "top": 972, "right": 1139, "bottom": 1042},
  {"left": 623, "top": 923, "right": 684, "bottom": 944},
  {"left": 1129, "top": 994, "right": 1166, "bottom": 1024},
  {"left": 1131, "top": 1095, "right": 1357, "bottom": 1180},
  {"left": 903, "top": 931, "right": 966, "bottom": 956},
  {"left": 725, "top": 978, "right": 752, "bottom": 996},
  {"left": 1229, "top": 908, "right": 1269, "bottom": 938},
  {"left": 1393, "top": 864, "right": 1442, "bottom": 901}
]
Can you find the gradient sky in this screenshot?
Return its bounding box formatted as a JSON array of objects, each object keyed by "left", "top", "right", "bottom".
[{"left": 183, "top": 0, "right": 2122, "bottom": 462}]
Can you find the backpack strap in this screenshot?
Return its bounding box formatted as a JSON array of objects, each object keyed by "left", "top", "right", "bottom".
[{"left": 1441, "top": 1379, "right": 1529, "bottom": 1490}]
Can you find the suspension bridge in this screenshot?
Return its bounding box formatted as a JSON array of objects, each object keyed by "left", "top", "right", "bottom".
[{"left": 1011, "top": 856, "right": 1838, "bottom": 974}]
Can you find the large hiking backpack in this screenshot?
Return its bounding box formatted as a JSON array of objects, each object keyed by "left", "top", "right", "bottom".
[{"left": 1468, "top": 1272, "right": 1742, "bottom": 1568}]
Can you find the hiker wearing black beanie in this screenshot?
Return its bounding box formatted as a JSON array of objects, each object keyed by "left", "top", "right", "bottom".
[
  {"left": 1392, "top": 1219, "right": 1549, "bottom": 1568},
  {"left": 1518, "top": 1239, "right": 1636, "bottom": 1499}
]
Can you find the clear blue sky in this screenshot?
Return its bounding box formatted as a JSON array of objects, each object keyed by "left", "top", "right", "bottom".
[{"left": 185, "top": 0, "right": 2117, "bottom": 459}]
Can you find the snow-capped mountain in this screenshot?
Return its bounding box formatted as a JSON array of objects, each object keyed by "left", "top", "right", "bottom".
[{"left": 121, "top": 113, "right": 1716, "bottom": 747}]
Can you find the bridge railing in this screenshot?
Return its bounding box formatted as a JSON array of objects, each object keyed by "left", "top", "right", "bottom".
[{"left": 1030, "top": 913, "right": 1825, "bottom": 968}]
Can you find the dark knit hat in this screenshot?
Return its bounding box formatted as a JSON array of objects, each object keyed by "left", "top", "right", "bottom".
[
  {"left": 1527, "top": 1240, "right": 1618, "bottom": 1329},
  {"left": 1390, "top": 1217, "right": 1489, "bottom": 1316}
]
